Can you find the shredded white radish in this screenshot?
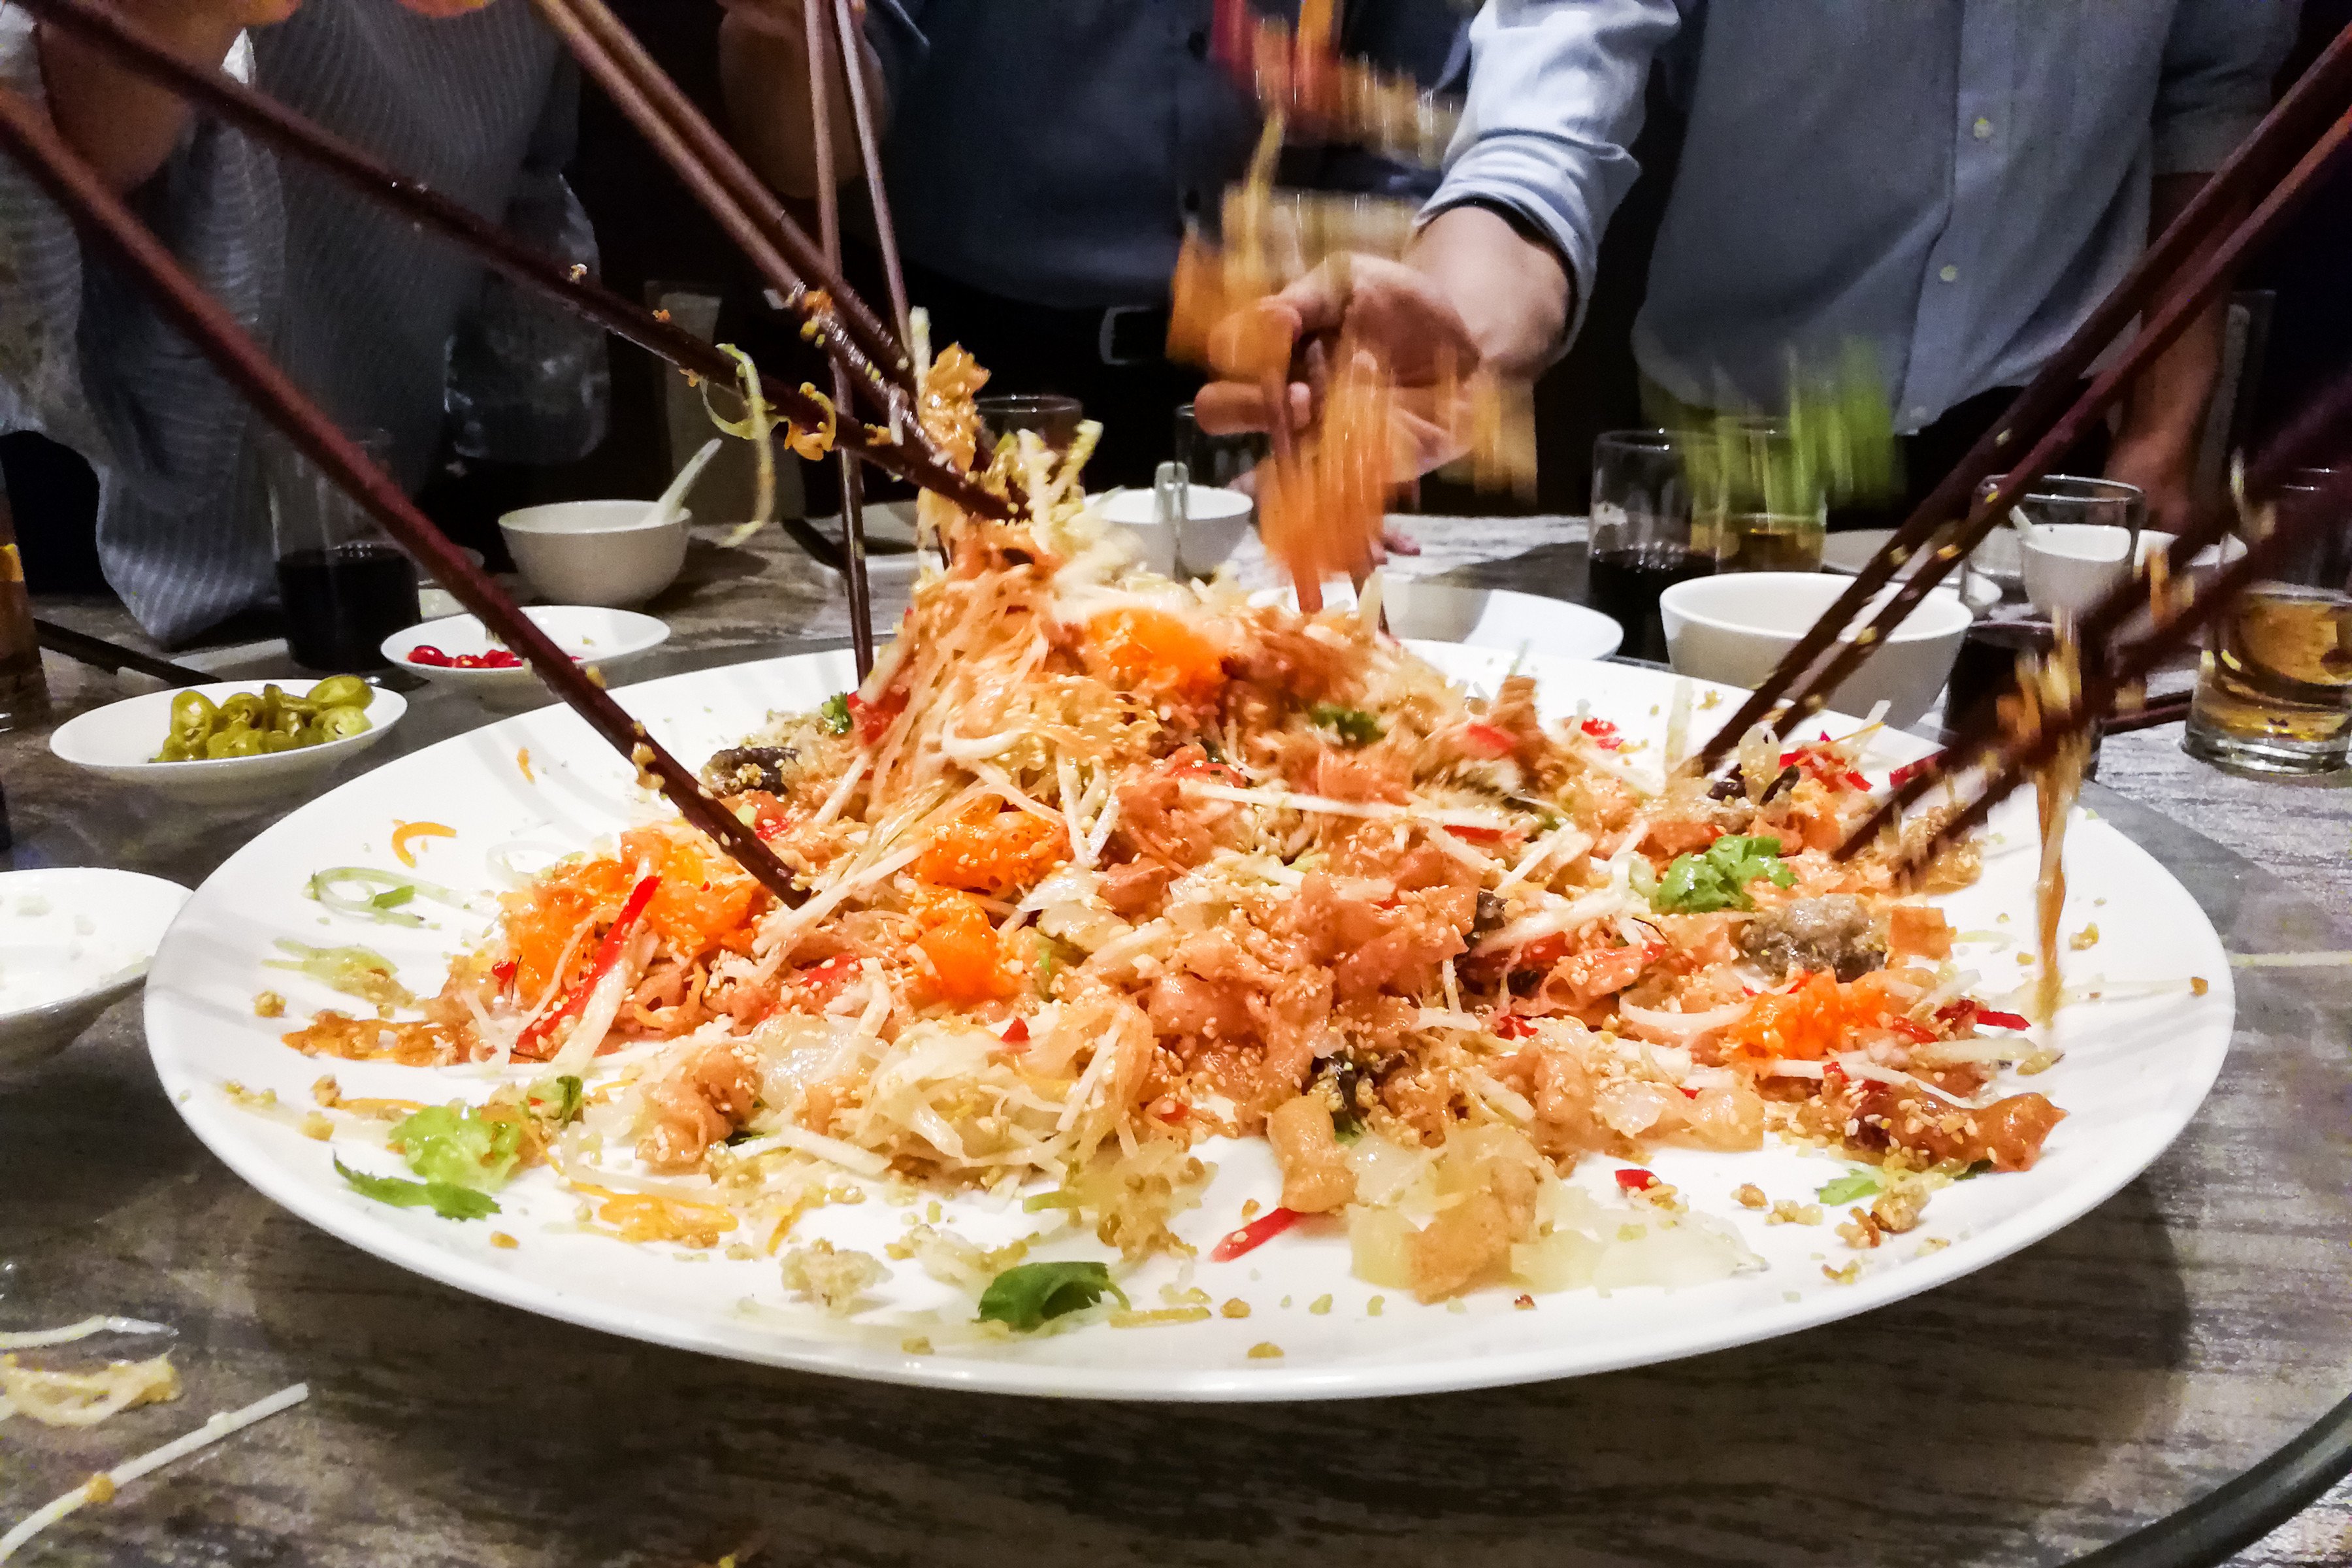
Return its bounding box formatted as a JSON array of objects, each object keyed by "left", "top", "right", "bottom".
[
  {"left": 0, "top": 1317, "right": 168, "bottom": 1352},
  {"left": 0, "top": 1382, "right": 308, "bottom": 1563},
  {"left": 1182, "top": 780, "right": 1507, "bottom": 830},
  {"left": 726, "top": 1122, "right": 892, "bottom": 1177},
  {"left": 1494, "top": 822, "right": 1593, "bottom": 894},
  {"left": 1475, "top": 887, "right": 1634, "bottom": 955}
]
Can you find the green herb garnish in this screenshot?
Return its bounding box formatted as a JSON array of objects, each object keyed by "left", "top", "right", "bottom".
[
  {"left": 1816, "top": 1171, "right": 1883, "bottom": 1205},
  {"left": 819, "top": 693, "right": 853, "bottom": 735},
  {"left": 388, "top": 1105, "right": 523, "bottom": 1192},
  {"left": 975, "top": 1261, "right": 1129, "bottom": 1331},
  {"left": 335, "top": 1156, "right": 499, "bottom": 1221},
  {"left": 1650, "top": 834, "right": 1795, "bottom": 914},
  {"left": 1307, "top": 703, "right": 1384, "bottom": 747}
]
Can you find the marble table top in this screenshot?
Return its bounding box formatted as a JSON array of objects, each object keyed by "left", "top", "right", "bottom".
[{"left": 4, "top": 516, "right": 2349, "bottom": 1568}]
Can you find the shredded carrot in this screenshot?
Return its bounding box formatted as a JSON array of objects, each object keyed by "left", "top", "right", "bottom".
[
  {"left": 391, "top": 821, "right": 455, "bottom": 868},
  {"left": 516, "top": 747, "right": 535, "bottom": 783}
]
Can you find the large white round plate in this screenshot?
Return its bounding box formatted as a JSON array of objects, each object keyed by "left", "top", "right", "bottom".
[{"left": 144, "top": 649, "right": 2232, "bottom": 1400}]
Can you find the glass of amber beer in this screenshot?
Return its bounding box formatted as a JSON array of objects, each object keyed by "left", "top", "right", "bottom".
[{"left": 2184, "top": 468, "right": 2352, "bottom": 776}]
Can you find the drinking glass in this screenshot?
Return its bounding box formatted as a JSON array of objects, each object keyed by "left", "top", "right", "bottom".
[
  {"left": 1693, "top": 416, "right": 1827, "bottom": 574},
  {"left": 2184, "top": 466, "right": 2352, "bottom": 776},
  {"left": 976, "top": 394, "right": 1085, "bottom": 457},
  {"left": 1175, "top": 401, "right": 1263, "bottom": 489},
  {"left": 267, "top": 430, "right": 421, "bottom": 673},
  {"left": 1588, "top": 429, "right": 1716, "bottom": 663}
]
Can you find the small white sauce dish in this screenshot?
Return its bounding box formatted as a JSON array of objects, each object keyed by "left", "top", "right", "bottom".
[
  {"left": 1660, "top": 571, "right": 1972, "bottom": 731},
  {"left": 0, "top": 868, "right": 191, "bottom": 1073},
  {"left": 499, "top": 500, "right": 690, "bottom": 608},
  {"left": 50, "top": 679, "right": 406, "bottom": 806},
  {"left": 381, "top": 605, "right": 670, "bottom": 708},
  {"left": 2021, "top": 525, "right": 2249, "bottom": 623}
]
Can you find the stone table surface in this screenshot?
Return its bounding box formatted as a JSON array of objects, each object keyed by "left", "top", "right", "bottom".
[{"left": 3, "top": 517, "right": 2350, "bottom": 1568}]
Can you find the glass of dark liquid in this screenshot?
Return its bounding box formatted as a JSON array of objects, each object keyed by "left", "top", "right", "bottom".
[
  {"left": 1588, "top": 430, "right": 1718, "bottom": 663},
  {"left": 266, "top": 431, "right": 419, "bottom": 672}
]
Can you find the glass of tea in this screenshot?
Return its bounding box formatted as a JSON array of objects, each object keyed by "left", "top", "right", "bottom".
[
  {"left": 1588, "top": 429, "right": 1718, "bottom": 663},
  {"left": 2184, "top": 466, "right": 2352, "bottom": 776},
  {"left": 266, "top": 430, "right": 421, "bottom": 673},
  {"left": 1692, "top": 416, "right": 1827, "bottom": 574}
]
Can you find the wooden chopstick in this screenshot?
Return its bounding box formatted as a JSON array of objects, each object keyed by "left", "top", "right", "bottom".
[
  {"left": 832, "top": 0, "right": 910, "bottom": 346},
  {"left": 800, "top": 0, "right": 874, "bottom": 681},
  {"left": 33, "top": 619, "right": 213, "bottom": 687},
  {"left": 12, "top": 0, "right": 1002, "bottom": 526},
  {"left": 1874, "top": 462, "right": 2352, "bottom": 878},
  {"left": 0, "top": 82, "right": 807, "bottom": 906},
  {"left": 1695, "top": 24, "right": 2352, "bottom": 769}
]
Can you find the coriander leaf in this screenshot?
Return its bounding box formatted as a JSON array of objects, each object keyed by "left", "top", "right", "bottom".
[
  {"left": 1649, "top": 834, "right": 1794, "bottom": 914},
  {"left": 1816, "top": 1171, "right": 1883, "bottom": 1205},
  {"left": 389, "top": 1105, "right": 523, "bottom": 1192},
  {"left": 1307, "top": 703, "right": 1384, "bottom": 747},
  {"left": 975, "top": 1260, "right": 1128, "bottom": 1331},
  {"left": 336, "top": 1156, "right": 499, "bottom": 1221},
  {"left": 818, "top": 693, "right": 853, "bottom": 735}
]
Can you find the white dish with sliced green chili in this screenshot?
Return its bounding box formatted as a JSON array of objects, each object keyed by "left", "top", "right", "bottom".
[
  {"left": 142, "top": 649, "right": 2231, "bottom": 1399},
  {"left": 50, "top": 678, "right": 404, "bottom": 806}
]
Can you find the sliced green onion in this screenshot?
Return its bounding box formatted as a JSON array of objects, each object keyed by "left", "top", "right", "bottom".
[{"left": 306, "top": 866, "right": 461, "bottom": 927}]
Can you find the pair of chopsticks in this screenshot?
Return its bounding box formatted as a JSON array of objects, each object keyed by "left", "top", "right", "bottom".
[
  {"left": 526, "top": 0, "right": 934, "bottom": 678},
  {"left": 18, "top": 0, "right": 998, "bottom": 654},
  {"left": 1, "top": 0, "right": 983, "bottom": 902},
  {"left": 1854, "top": 432, "right": 2352, "bottom": 875},
  {"left": 1698, "top": 24, "right": 2352, "bottom": 774},
  {"left": 0, "top": 3, "right": 957, "bottom": 903}
]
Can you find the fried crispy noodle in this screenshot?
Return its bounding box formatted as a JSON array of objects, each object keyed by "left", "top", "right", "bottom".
[
  {"left": 0, "top": 1382, "right": 307, "bottom": 1564},
  {"left": 269, "top": 341, "right": 2081, "bottom": 1315}
]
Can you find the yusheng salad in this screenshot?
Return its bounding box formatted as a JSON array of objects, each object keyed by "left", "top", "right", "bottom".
[{"left": 272, "top": 346, "right": 2068, "bottom": 1335}]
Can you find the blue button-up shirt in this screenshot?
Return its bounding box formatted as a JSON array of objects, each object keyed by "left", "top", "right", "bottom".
[
  {"left": 868, "top": 0, "right": 1463, "bottom": 309},
  {"left": 1430, "top": 0, "right": 2297, "bottom": 430}
]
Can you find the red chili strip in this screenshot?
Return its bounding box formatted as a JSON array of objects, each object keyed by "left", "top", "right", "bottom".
[
  {"left": 1972, "top": 1007, "right": 2033, "bottom": 1031},
  {"left": 1614, "top": 1168, "right": 1658, "bottom": 1192},
  {"left": 511, "top": 873, "right": 661, "bottom": 1061},
  {"left": 1210, "top": 1206, "right": 1301, "bottom": 1262}
]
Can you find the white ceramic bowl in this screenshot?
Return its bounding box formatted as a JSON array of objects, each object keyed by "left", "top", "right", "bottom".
[
  {"left": 1091, "top": 487, "right": 1258, "bottom": 578},
  {"left": 499, "top": 500, "right": 689, "bottom": 608},
  {"left": 382, "top": 606, "right": 670, "bottom": 707},
  {"left": 2020, "top": 525, "right": 2248, "bottom": 622},
  {"left": 49, "top": 678, "right": 406, "bottom": 806},
  {"left": 0, "top": 868, "right": 190, "bottom": 1073},
  {"left": 1659, "top": 572, "right": 1972, "bottom": 730}
]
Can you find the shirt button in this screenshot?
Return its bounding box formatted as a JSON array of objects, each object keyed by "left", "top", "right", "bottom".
[
  {"left": 1938, "top": 264, "right": 1960, "bottom": 283},
  {"left": 1972, "top": 116, "right": 1994, "bottom": 140},
  {"left": 1188, "top": 28, "right": 1209, "bottom": 58}
]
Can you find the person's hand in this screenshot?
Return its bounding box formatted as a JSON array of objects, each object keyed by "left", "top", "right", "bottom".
[
  {"left": 2106, "top": 428, "right": 2198, "bottom": 534},
  {"left": 1191, "top": 253, "right": 1483, "bottom": 466}
]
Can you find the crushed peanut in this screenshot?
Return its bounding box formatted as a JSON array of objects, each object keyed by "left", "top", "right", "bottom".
[
  {"left": 491, "top": 1232, "right": 519, "bottom": 1250},
  {"left": 1247, "top": 1342, "right": 1284, "bottom": 1360},
  {"left": 1734, "top": 1184, "right": 1767, "bottom": 1209},
  {"left": 1822, "top": 1261, "right": 1863, "bottom": 1285},
  {"left": 1220, "top": 1298, "right": 1251, "bottom": 1319},
  {"left": 252, "top": 991, "right": 286, "bottom": 1019}
]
